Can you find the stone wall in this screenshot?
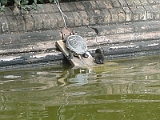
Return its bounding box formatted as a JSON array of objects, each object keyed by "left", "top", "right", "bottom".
[
  {"left": 1, "top": 0, "right": 160, "bottom": 34},
  {"left": 0, "top": 0, "right": 160, "bottom": 69}
]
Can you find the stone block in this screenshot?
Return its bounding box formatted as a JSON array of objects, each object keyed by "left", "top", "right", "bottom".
[
  {"left": 0, "top": 10, "right": 5, "bottom": 17},
  {"left": 73, "top": 12, "right": 82, "bottom": 27},
  {"left": 89, "top": 16, "right": 96, "bottom": 25},
  {"left": 6, "top": 16, "right": 18, "bottom": 32},
  {"left": 101, "top": 9, "right": 111, "bottom": 24},
  {"left": 144, "top": 5, "right": 154, "bottom": 20},
  {"left": 23, "top": 15, "right": 34, "bottom": 31},
  {"left": 50, "top": 4, "right": 60, "bottom": 13},
  {"left": 37, "top": 4, "right": 46, "bottom": 13},
  {"left": 79, "top": 11, "right": 89, "bottom": 26},
  {"left": 117, "top": 8, "right": 125, "bottom": 22},
  {"left": 61, "top": 3, "right": 73, "bottom": 12},
  {"left": 109, "top": 8, "right": 119, "bottom": 23},
  {"left": 118, "top": 0, "right": 128, "bottom": 7},
  {"left": 0, "top": 23, "right": 1, "bottom": 34},
  {"left": 132, "top": 13, "right": 140, "bottom": 21},
  {"left": 41, "top": 14, "right": 51, "bottom": 29},
  {"left": 125, "top": 0, "right": 135, "bottom": 6},
  {"left": 94, "top": 10, "right": 105, "bottom": 24},
  {"left": 68, "top": 2, "right": 78, "bottom": 11},
  {"left": 152, "top": 5, "right": 160, "bottom": 19},
  {"left": 139, "top": 0, "right": 149, "bottom": 5},
  {"left": 16, "top": 16, "right": 25, "bottom": 32},
  {"left": 103, "top": 0, "right": 113, "bottom": 9},
  {"left": 130, "top": 6, "right": 146, "bottom": 21},
  {"left": 32, "top": 14, "right": 43, "bottom": 30},
  {"left": 96, "top": 1, "right": 107, "bottom": 9},
  {"left": 87, "top": 9, "right": 96, "bottom": 25},
  {"left": 74, "top": 2, "right": 85, "bottom": 11},
  {"left": 133, "top": 0, "right": 143, "bottom": 6},
  {"left": 137, "top": 6, "right": 147, "bottom": 20},
  {"left": 43, "top": 4, "right": 54, "bottom": 13},
  {"left": 89, "top": 1, "right": 98, "bottom": 9},
  {"left": 154, "top": 0, "right": 160, "bottom": 4},
  {"left": 152, "top": 4, "right": 160, "bottom": 12},
  {"left": 110, "top": 0, "right": 121, "bottom": 8},
  {"left": 82, "top": 1, "right": 93, "bottom": 10},
  {"left": 147, "top": 0, "right": 156, "bottom": 4},
  {"left": 64, "top": 12, "right": 75, "bottom": 27},
  {"left": 0, "top": 16, "right": 9, "bottom": 33},
  {"left": 48, "top": 13, "right": 58, "bottom": 29},
  {"left": 27, "top": 8, "right": 36, "bottom": 15},
  {"left": 123, "top": 7, "right": 132, "bottom": 21},
  {"left": 21, "top": 9, "right": 30, "bottom": 15},
  {"left": 55, "top": 13, "right": 65, "bottom": 27},
  {"left": 4, "top": 7, "right": 13, "bottom": 16}
]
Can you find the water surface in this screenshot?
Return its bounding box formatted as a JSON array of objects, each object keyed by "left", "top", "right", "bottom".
[{"left": 0, "top": 55, "right": 160, "bottom": 120}]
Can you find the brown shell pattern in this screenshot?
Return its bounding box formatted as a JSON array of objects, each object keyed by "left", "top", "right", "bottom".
[{"left": 66, "top": 35, "right": 88, "bottom": 54}]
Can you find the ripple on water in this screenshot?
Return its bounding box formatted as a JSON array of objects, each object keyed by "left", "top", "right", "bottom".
[{"left": 0, "top": 56, "right": 160, "bottom": 119}]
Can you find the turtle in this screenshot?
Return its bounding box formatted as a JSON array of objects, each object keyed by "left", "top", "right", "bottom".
[
  {"left": 94, "top": 49, "right": 104, "bottom": 64},
  {"left": 63, "top": 30, "right": 89, "bottom": 60}
]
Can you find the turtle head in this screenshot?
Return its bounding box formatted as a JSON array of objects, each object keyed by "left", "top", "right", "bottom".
[
  {"left": 95, "top": 49, "right": 103, "bottom": 54},
  {"left": 72, "top": 30, "right": 77, "bottom": 35},
  {"left": 61, "top": 28, "right": 73, "bottom": 40}
]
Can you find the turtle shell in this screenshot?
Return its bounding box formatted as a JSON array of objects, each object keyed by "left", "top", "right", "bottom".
[{"left": 66, "top": 35, "right": 88, "bottom": 55}]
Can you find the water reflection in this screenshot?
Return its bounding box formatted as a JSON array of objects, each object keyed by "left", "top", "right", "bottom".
[
  {"left": 58, "top": 68, "right": 90, "bottom": 86},
  {"left": 57, "top": 68, "right": 90, "bottom": 120},
  {"left": 0, "top": 56, "right": 160, "bottom": 119}
]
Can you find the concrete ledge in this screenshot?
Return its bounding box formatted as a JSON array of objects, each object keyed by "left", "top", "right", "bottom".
[
  {"left": 1, "top": 0, "right": 160, "bottom": 69},
  {"left": 1, "top": 20, "right": 160, "bottom": 54}
]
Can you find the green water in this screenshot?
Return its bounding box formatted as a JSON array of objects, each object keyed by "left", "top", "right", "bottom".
[{"left": 0, "top": 55, "right": 160, "bottom": 120}]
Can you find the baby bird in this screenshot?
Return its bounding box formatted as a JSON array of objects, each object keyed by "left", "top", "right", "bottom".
[{"left": 94, "top": 49, "right": 104, "bottom": 64}]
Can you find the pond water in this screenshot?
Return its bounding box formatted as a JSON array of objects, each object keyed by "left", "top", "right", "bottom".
[{"left": 0, "top": 55, "right": 160, "bottom": 120}]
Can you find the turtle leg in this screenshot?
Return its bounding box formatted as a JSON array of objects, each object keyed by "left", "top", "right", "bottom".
[
  {"left": 83, "top": 52, "right": 89, "bottom": 58},
  {"left": 67, "top": 50, "right": 73, "bottom": 60},
  {"left": 78, "top": 55, "right": 86, "bottom": 64}
]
